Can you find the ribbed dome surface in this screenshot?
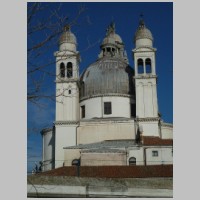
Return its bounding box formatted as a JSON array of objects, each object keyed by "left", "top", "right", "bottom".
[
  {"left": 134, "top": 26, "right": 153, "bottom": 41},
  {"left": 80, "top": 57, "right": 134, "bottom": 99},
  {"left": 59, "top": 30, "right": 77, "bottom": 45}
]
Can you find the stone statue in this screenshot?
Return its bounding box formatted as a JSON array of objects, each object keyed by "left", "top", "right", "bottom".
[{"left": 106, "top": 22, "right": 115, "bottom": 36}]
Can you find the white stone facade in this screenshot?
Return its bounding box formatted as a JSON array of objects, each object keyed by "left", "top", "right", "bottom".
[
  {"left": 41, "top": 128, "right": 55, "bottom": 171},
  {"left": 54, "top": 124, "right": 78, "bottom": 168},
  {"left": 80, "top": 96, "right": 134, "bottom": 119},
  {"left": 145, "top": 147, "right": 173, "bottom": 165},
  {"left": 81, "top": 152, "right": 127, "bottom": 166},
  {"left": 77, "top": 119, "right": 136, "bottom": 144},
  {"left": 135, "top": 78, "right": 158, "bottom": 118},
  {"left": 41, "top": 21, "right": 173, "bottom": 171}
]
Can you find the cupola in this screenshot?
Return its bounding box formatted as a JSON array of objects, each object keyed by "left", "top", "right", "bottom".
[
  {"left": 98, "top": 22, "right": 128, "bottom": 63},
  {"left": 134, "top": 17, "right": 153, "bottom": 48},
  {"left": 59, "top": 25, "right": 77, "bottom": 52}
]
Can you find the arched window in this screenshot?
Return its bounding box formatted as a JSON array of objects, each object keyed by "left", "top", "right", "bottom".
[
  {"left": 145, "top": 58, "right": 152, "bottom": 73},
  {"left": 67, "top": 62, "right": 73, "bottom": 78},
  {"left": 129, "top": 157, "right": 136, "bottom": 166},
  {"left": 60, "top": 63, "right": 65, "bottom": 78},
  {"left": 72, "top": 159, "right": 80, "bottom": 166},
  {"left": 107, "top": 47, "right": 111, "bottom": 52},
  {"left": 137, "top": 59, "right": 144, "bottom": 74}
]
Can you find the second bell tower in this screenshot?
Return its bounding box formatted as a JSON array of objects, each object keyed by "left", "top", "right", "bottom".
[
  {"left": 132, "top": 18, "right": 160, "bottom": 137},
  {"left": 133, "top": 18, "right": 158, "bottom": 119}
]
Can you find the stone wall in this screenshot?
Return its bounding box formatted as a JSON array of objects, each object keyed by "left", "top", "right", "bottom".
[{"left": 27, "top": 176, "right": 173, "bottom": 198}]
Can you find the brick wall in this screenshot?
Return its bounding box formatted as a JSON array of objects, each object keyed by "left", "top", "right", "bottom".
[{"left": 40, "top": 165, "right": 173, "bottom": 178}]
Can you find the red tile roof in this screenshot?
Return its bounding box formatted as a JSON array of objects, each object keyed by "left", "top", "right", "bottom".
[
  {"left": 142, "top": 136, "right": 173, "bottom": 145},
  {"left": 37, "top": 165, "right": 173, "bottom": 178}
]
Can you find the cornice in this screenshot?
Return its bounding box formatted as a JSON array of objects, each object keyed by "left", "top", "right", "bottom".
[
  {"left": 161, "top": 122, "right": 173, "bottom": 128},
  {"left": 135, "top": 117, "right": 160, "bottom": 122},
  {"left": 55, "top": 78, "right": 79, "bottom": 83},
  {"left": 80, "top": 93, "right": 135, "bottom": 102},
  {"left": 40, "top": 127, "right": 53, "bottom": 135},
  {"left": 132, "top": 46, "right": 157, "bottom": 52},
  {"left": 54, "top": 51, "right": 79, "bottom": 57},
  {"left": 134, "top": 75, "right": 157, "bottom": 79},
  {"left": 79, "top": 119, "right": 135, "bottom": 126},
  {"left": 54, "top": 121, "right": 79, "bottom": 125}
]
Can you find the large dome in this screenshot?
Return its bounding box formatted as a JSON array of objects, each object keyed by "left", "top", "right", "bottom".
[{"left": 80, "top": 57, "right": 134, "bottom": 100}]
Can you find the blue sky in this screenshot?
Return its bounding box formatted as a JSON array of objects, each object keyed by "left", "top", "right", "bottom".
[{"left": 27, "top": 2, "right": 173, "bottom": 172}]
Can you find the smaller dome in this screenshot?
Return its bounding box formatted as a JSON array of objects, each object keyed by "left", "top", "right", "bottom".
[
  {"left": 134, "top": 20, "right": 153, "bottom": 42},
  {"left": 114, "top": 34, "right": 123, "bottom": 43},
  {"left": 101, "top": 22, "right": 123, "bottom": 46},
  {"left": 59, "top": 26, "right": 77, "bottom": 45},
  {"left": 102, "top": 33, "right": 123, "bottom": 46}
]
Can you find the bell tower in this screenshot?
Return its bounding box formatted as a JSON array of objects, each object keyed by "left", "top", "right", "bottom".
[
  {"left": 54, "top": 26, "right": 80, "bottom": 168},
  {"left": 132, "top": 17, "right": 159, "bottom": 137},
  {"left": 133, "top": 18, "right": 158, "bottom": 118}
]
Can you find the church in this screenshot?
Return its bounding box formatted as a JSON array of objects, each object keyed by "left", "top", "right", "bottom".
[{"left": 41, "top": 19, "right": 173, "bottom": 171}]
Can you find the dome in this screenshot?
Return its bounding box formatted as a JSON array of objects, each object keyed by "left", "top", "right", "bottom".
[
  {"left": 59, "top": 29, "right": 77, "bottom": 45},
  {"left": 134, "top": 20, "right": 153, "bottom": 42},
  {"left": 102, "top": 33, "right": 123, "bottom": 46},
  {"left": 101, "top": 22, "right": 123, "bottom": 47},
  {"left": 134, "top": 27, "right": 153, "bottom": 41},
  {"left": 113, "top": 33, "right": 123, "bottom": 43},
  {"left": 80, "top": 57, "right": 134, "bottom": 99}
]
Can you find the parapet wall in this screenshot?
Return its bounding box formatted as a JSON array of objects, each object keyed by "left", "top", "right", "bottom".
[{"left": 161, "top": 123, "right": 173, "bottom": 139}]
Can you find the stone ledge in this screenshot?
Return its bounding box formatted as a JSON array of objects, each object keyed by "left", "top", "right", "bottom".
[{"left": 27, "top": 177, "right": 172, "bottom": 198}]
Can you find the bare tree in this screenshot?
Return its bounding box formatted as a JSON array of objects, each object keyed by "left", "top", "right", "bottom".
[{"left": 27, "top": 2, "right": 86, "bottom": 105}]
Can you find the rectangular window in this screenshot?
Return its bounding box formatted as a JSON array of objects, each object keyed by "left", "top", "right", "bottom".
[
  {"left": 104, "top": 102, "right": 112, "bottom": 115},
  {"left": 131, "top": 103, "right": 136, "bottom": 118},
  {"left": 152, "top": 150, "right": 158, "bottom": 157},
  {"left": 81, "top": 105, "right": 85, "bottom": 118}
]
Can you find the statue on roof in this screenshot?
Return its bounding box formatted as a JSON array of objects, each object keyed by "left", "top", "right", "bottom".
[{"left": 106, "top": 22, "right": 115, "bottom": 36}]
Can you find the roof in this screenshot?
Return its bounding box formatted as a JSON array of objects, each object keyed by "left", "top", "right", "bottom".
[
  {"left": 134, "top": 20, "right": 153, "bottom": 41},
  {"left": 64, "top": 136, "right": 173, "bottom": 151},
  {"left": 64, "top": 140, "right": 136, "bottom": 150},
  {"left": 59, "top": 29, "right": 77, "bottom": 45},
  {"left": 80, "top": 57, "right": 134, "bottom": 99},
  {"left": 81, "top": 148, "right": 126, "bottom": 153},
  {"left": 142, "top": 136, "right": 173, "bottom": 146},
  {"left": 80, "top": 117, "right": 134, "bottom": 123}
]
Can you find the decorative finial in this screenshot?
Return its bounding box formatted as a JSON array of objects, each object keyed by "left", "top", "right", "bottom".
[
  {"left": 64, "top": 24, "right": 70, "bottom": 32},
  {"left": 139, "top": 13, "right": 145, "bottom": 27}
]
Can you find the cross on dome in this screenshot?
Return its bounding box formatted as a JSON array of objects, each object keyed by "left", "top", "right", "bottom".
[{"left": 139, "top": 13, "right": 145, "bottom": 27}]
